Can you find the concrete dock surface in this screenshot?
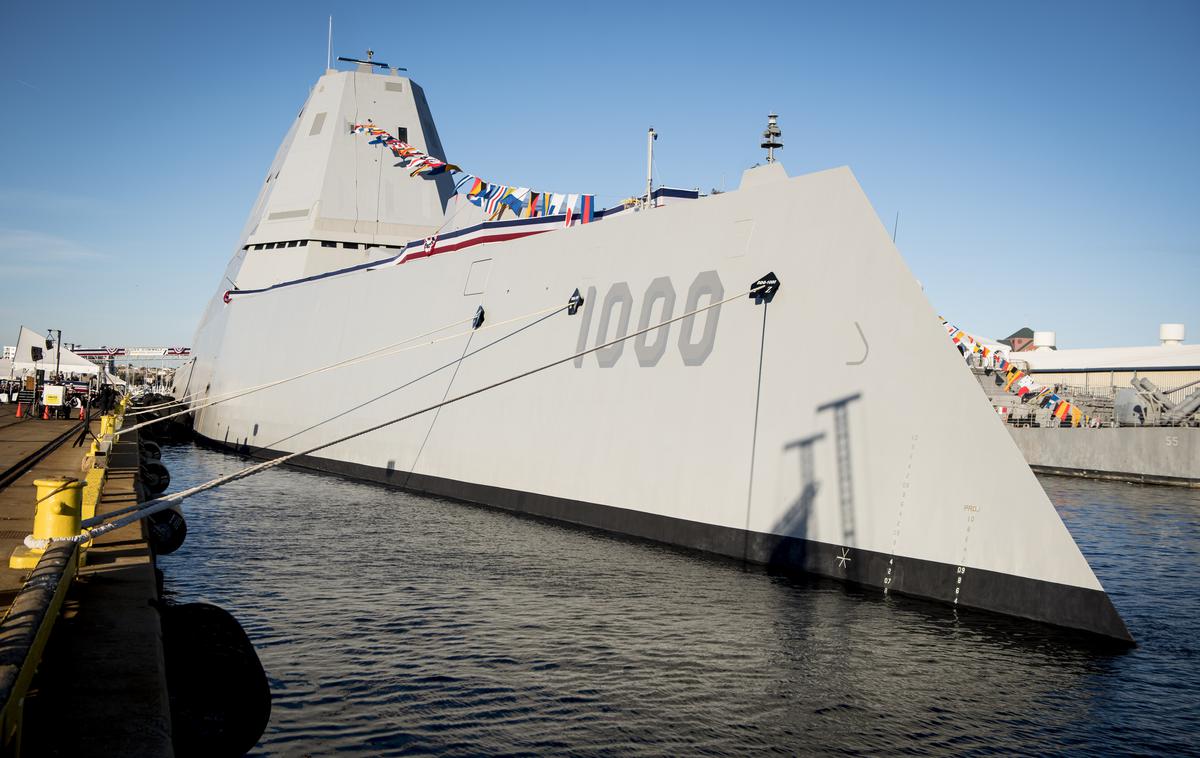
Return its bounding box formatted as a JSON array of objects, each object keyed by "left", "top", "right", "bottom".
[
  {"left": 0, "top": 405, "right": 84, "bottom": 610},
  {"left": 0, "top": 404, "right": 172, "bottom": 756}
]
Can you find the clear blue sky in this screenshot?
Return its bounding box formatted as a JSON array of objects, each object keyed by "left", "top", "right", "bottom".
[{"left": 1, "top": 1, "right": 1196, "bottom": 349}]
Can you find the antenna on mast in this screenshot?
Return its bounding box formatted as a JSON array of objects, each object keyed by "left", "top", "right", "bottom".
[
  {"left": 336, "top": 50, "right": 406, "bottom": 71},
  {"left": 761, "top": 113, "right": 783, "bottom": 163},
  {"left": 326, "top": 16, "right": 333, "bottom": 71}
]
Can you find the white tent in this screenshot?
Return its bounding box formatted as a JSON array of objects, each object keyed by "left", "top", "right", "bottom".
[
  {"left": 8, "top": 326, "right": 100, "bottom": 376},
  {"left": 104, "top": 371, "right": 127, "bottom": 387}
]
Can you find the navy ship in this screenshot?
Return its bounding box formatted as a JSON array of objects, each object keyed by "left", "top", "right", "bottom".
[{"left": 175, "top": 56, "right": 1132, "bottom": 643}]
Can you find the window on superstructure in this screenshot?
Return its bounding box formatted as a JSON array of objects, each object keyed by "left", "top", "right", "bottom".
[
  {"left": 287, "top": 240, "right": 300, "bottom": 248},
  {"left": 321, "top": 241, "right": 336, "bottom": 248},
  {"left": 344, "top": 243, "right": 359, "bottom": 249},
  {"left": 396, "top": 127, "right": 408, "bottom": 143}
]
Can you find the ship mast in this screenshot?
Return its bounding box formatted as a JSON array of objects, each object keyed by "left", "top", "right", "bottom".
[
  {"left": 761, "top": 113, "right": 783, "bottom": 163},
  {"left": 645, "top": 127, "right": 657, "bottom": 208}
]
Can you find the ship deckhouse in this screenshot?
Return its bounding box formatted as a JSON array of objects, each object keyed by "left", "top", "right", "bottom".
[{"left": 229, "top": 59, "right": 454, "bottom": 291}]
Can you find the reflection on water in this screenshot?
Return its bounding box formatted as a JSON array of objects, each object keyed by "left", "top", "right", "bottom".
[{"left": 158, "top": 444, "right": 1200, "bottom": 755}]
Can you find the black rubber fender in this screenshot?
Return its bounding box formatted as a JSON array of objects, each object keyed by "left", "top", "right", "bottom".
[
  {"left": 140, "top": 440, "right": 162, "bottom": 460},
  {"left": 159, "top": 602, "right": 271, "bottom": 757},
  {"left": 141, "top": 460, "right": 171, "bottom": 495},
  {"left": 147, "top": 507, "right": 187, "bottom": 555}
]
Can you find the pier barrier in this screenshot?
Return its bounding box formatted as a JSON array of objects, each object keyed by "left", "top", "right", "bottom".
[{"left": 0, "top": 543, "right": 79, "bottom": 755}]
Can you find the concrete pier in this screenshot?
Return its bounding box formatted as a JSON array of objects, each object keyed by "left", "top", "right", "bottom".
[
  {"left": 1009, "top": 425, "right": 1199, "bottom": 487},
  {"left": 0, "top": 403, "right": 172, "bottom": 756},
  {"left": 0, "top": 406, "right": 85, "bottom": 605}
]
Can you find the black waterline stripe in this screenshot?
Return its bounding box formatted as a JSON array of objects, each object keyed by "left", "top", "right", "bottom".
[{"left": 198, "top": 433, "right": 1134, "bottom": 645}]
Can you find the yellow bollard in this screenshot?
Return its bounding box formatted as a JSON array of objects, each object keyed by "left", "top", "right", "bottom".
[
  {"left": 9, "top": 479, "right": 84, "bottom": 569},
  {"left": 80, "top": 469, "right": 106, "bottom": 523},
  {"left": 77, "top": 469, "right": 106, "bottom": 568}
]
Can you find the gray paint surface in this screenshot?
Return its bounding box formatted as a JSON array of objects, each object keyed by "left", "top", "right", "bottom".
[
  {"left": 1010, "top": 427, "right": 1199, "bottom": 486},
  {"left": 179, "top": 67, "right": 1133, "bottom": 638}
]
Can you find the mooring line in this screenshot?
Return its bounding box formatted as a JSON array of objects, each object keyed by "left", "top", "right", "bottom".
[
  {"left": 129, "top": 313, "right": 477, "bottom": 414},
  {"left": 86, "top": 303, "right": 569, "bottom": 528},
  {"left": 132, "top": 300, "right": 559, "bottom": 415},
  {"left": 253, "top": 304, "right": 569, "bottom": 459},
  {"left": 403, "top": 321, "right": 477, "bottom": 490},
  {"left": 743, "top": 301, "right": 769, "bottom": 561},
  {"left": 117, "top": 302, "right": 566, "bottom": 437},
  {"left": 61, "top": 285, "right": 758, "bottom": 543}
]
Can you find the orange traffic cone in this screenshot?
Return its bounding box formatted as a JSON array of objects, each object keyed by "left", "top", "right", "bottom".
[
  {"left": 42, "top": 404, "right": 49, "bottom": 420},
  {"left": 14, "top": 402, "right": 23, "bottom": 418},
  {"left": 78, "top": 405, "right": 85, "bottom": 420}
]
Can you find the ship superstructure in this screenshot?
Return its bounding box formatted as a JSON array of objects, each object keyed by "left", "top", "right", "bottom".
[{"left": 179, "top": 60, "right": 1133, "bottom": 643}]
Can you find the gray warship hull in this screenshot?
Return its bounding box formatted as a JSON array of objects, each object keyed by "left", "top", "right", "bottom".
[{"left": 178, "top": 65, "right": 1132, "bottom": 643}]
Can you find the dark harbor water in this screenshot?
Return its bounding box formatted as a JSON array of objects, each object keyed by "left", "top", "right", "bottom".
[{"left": 157, "top": 443, "right": 1200, "bottom": 755}]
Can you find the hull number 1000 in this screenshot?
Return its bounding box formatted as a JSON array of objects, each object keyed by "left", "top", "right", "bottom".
[{"left": 574, "top": 271, "right": 724, "bottom": 368}]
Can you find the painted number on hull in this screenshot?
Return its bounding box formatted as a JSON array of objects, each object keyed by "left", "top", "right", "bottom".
[{"left": 575, "top": 271, "right": 724, "bottom": 368}]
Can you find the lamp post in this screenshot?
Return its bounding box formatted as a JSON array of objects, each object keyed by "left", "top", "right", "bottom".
[{"left": 45, "top": 329, "right": 62, "bottom": 381}]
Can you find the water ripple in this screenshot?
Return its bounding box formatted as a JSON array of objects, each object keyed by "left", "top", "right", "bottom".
[{"left": 157, "top": 444, "right": 1200, "bottom": 755}]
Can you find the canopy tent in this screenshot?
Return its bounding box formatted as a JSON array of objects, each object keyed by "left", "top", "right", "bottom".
[
  {"left": 8, "top": 326, "right": 100, "bottom": 377},
  {"left": 103, "top": 371, "right": 127, "bottom": 387}
]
